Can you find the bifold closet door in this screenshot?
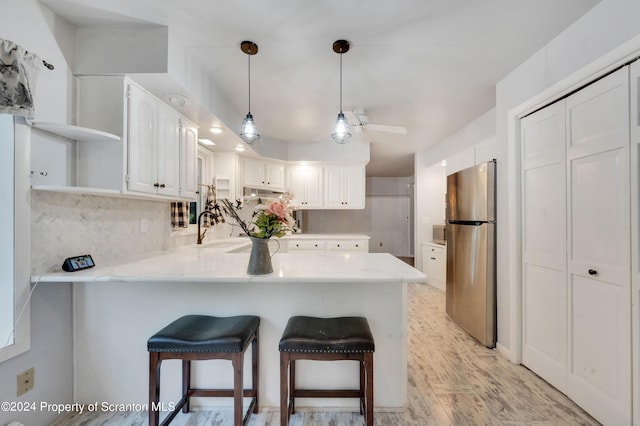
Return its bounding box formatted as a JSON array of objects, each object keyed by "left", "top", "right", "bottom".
[
  {"left": 521, "top": 100, "right": 568, "bottom": 393},
  {"left": 566, "top": 67, "right": 631, "bottom": 425}
]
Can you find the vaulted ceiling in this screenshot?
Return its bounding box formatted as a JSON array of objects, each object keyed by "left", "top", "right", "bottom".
[{"left": 41, "top": 0, "right": 599, "bottom": 176}]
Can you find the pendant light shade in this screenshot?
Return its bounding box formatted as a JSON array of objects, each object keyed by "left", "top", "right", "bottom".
[
  {"left": 331, "top": 39, "right": 351, "bottom": 144},
  {"left": 240, "top": 41, "right": 260, "bottom": 144}
]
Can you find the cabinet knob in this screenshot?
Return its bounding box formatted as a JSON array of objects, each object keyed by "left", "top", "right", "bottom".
[
  {"left": 431, "top": 257, "right": 437, "bottom": 260},
  {"left": 159, "top": 183, "right": 165, "bottom": 188},
  {"left": 153, "top": 183, "right": 159, "bottom": 188},
  {"left": 337, "top": 244, "right": 340, "bottom": 247},
  {"left": 588, "top": 269, "right": 598, "bottom": 276},
  {"left": 355, "top": 244, "right": 359, "bottom": 247}
]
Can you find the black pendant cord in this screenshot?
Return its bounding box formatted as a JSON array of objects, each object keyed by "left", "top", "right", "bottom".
[
  {"left": 247, "top": 53, "right": 251, "bottom": 114},
  {"left": 339, "top": 52, "right": 343, "bottom": 113}
]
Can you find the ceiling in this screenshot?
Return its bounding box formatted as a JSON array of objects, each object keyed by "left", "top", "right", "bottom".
[{"left": 42, "top": 0, "right": 599, "bottom": 176}]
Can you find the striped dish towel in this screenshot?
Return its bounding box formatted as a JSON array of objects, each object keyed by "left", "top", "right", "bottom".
[{"left": 170, "top": 202, "right": 189, "bottom": 228}]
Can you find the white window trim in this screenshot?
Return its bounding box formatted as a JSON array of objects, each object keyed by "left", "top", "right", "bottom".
[{"left": 0, "top": 117, "right": 31, "bottom": 362}]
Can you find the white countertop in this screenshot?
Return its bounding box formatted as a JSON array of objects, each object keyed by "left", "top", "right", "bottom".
[
  {"left": 282, "top": 233, "right": 370, "bottom": 240},
  {"left": 33, "top": 238, "right": 424, "bottom": 284}
]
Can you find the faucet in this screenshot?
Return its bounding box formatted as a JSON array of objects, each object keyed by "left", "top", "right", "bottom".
[{"left": 197, "top": 210, "right": 218, "bottom": 245}]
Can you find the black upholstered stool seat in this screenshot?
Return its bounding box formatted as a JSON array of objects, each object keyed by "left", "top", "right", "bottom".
[
  {"left": 148, "top": 314, "right": 260, "bottom": 426},
  {"left": 148, "top": 315, "right": 260, "bottom": 353},
  {"left": 279, "top": 316, "right": 375, "bottom": 426},
  {"left": 279, "top": 316, "right": 375, "bottom": 353}
]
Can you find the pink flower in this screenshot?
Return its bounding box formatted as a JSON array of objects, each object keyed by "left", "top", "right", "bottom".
[{"left": 266, "top": 200, "right": 287, "bottom": 219}]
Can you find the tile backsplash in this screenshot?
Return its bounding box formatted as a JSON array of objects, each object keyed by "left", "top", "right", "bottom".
[{"left": 31, "top": 191, "right": 182, "bottom": 273}]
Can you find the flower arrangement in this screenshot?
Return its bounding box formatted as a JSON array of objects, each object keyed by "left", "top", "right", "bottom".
[{"left": 221, "top": 193, "right": 297, "bottom": 239}]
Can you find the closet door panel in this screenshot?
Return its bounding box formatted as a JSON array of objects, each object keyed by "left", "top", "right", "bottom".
[
  {"left": 566, "top": 66, "right": 630, "bottom": 426},
  {"left": 520, "top": 100, "right": 567, "bottom": 392}
]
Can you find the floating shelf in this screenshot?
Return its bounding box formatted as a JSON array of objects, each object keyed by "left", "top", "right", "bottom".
[
  {"left": 31, "top": 122, "right": 121, "bottom": 143},
  {"left": 31, "top": 185, "right": 122, "bottom": 197}
]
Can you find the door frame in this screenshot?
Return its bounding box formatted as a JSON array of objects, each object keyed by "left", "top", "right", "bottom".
[{"left": 507, "top": 34, "right": 640, "bottom": 423}]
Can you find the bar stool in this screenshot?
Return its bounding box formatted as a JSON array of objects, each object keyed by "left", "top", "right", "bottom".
[
  {"left": 279, "top": 316, "right": 375, "bottom": 426},
  {"left": 148, "top": 314, "right": 260, "bottom": 426}
]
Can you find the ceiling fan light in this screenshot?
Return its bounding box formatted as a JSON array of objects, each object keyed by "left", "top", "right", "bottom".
[
  {"left": 331, "top": 112, "right": 351, "bottom": 144},
  {"left": 240, "top": 113, "right": 260, "bottom": 144}
]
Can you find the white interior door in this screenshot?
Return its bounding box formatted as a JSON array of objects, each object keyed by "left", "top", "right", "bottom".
[
  {"left": 566, "top": 67, "right": 631, "bottom": 425},
  {"left": 368, "top": 196, "right": 411, "bottom": 257},
  {"left": 520, "top": 100, "right": 568, "bottom": 392}
]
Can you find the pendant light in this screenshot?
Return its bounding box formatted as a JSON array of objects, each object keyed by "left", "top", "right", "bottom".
[
  {"left": 240, "top": 41, "right": 260, "bottom": 144},
  {"left": 331, "top": 39, "right": 351, "bottom": 144}
]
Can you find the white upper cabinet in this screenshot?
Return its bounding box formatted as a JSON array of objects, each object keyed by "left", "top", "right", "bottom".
[
  {"left": 323, "top": 165, "right": 365, "bottom": 209},
  {"left": 179, "top": 118, "right": 198, "bottom": 200},
  {"left": 73, "top": 76, "right": 197, "bottom": 200},
  {"left": 287, "top": 165, "right": 323, "bottom": 209},
  {"left": 243, "top": 158, "right": 285, "bottom": 191}
]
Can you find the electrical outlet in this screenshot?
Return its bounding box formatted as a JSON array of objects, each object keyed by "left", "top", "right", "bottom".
[{"left": 17, "top": 367, "right": 34, "bottom": 396}]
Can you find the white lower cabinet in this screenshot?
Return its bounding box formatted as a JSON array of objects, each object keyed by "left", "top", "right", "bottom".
[
  {"left": 285, "top": 236, "right": 369, "bottom": 254},
  {"left": 326, "top": 240, "right": 368, "bottom": 253},
  {"left": 422, "top": 243, "right": 445, "bottom": 290},
  {"left": 286, "top": 240, "right": 327, "bottom": 253}
]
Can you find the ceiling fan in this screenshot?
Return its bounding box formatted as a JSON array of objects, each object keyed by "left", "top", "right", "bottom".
[{"left": 344, "top": 108, "right": 407, "bottom": 135}]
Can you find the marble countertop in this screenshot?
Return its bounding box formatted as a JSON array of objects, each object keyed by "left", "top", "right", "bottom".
[{"left": 33, "top": 237, "right": 424, "bottom": 284}]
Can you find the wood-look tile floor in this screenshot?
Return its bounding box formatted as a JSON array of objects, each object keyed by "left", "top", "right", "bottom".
[{"left": 51, "top": 283, "right": 600, "bottom": 426}]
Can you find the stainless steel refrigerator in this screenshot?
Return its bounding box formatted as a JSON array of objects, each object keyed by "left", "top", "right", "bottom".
[{"left": 446, "top": 160, "right": 496, "bottom": 348}]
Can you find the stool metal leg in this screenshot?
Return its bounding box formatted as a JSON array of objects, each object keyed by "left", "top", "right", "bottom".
[{"left": 149, "top": 352, "right": 161, "bottom": 426}]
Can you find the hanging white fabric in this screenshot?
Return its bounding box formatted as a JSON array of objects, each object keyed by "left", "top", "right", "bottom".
[{"left": 0, "top": 37, "right": 43, "bottom": 117}]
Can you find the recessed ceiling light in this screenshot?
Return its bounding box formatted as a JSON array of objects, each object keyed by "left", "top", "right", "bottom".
[
  {"left": 210, "top": 126, "right": 224, "bottom": 134},
  {"left": 198, "top": 138, "right": 216, "bottom": 146},
  {"left": 235, "top": 144, "right": 246, "bottom": 152}
]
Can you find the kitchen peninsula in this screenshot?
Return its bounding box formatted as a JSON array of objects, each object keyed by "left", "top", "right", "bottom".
[{"left": 33, "top": 241, "right": 425, "bottom": 411}]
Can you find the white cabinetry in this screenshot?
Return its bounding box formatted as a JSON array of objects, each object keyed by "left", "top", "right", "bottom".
[
  {"left": 422, "top": 243, "right": 446, "bottom": 290},
  {"left": 324, "top": 165, "right": 365, "bottom": 209},
  {"left": 72, "top": 75, "right": 197, "bottom": 200},
  {"left": 326, "top": 239, "right": 368, "bottom": 253},
  {"left": 128, "top": 91, "right": 180, "bottom": 197},
  {"left": 287, "top": 166, "right": 323, "bottom": 208},
  {"left": 179, "top": 119, "right": 198, "bottom": 199},
  {"left": 285, "top": 235, "right": 369, "bottom": 254},
  {"left": 243, "top": 158, "right": 285, "bottom": 191}
]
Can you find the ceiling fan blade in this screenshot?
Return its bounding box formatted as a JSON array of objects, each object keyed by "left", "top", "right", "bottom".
[
  {"left": 343, "top": 110, "right": 358, "bottom": 124},
  {"left": 366, "top": 123, "right": 407, "bottom": 135}
]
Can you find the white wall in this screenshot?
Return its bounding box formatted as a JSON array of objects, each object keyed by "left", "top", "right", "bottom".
[
  {"left": 416, "top": 0, "right": 640, "bottom": 360},
  {"left": 414, "top": 108, "right": 495, "bottom": 275},
  {"left": 1, "top": 1, "right": 76, "bottom": 424}
]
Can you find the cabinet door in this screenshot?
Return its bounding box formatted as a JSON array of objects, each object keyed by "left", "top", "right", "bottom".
[
  {"left": 265, "top": 162, "right": 285, "bottom": 191},
  {"left": 156, "top": 103, "right": 180, "bottom": 197},
  {"left": 179, "top": 119, "right": 198, "bottom": 200},
  {"left": 127, "top": 84, "right": 158, "bottom": 194},
  {"left": 288, "top": 166, "right": 323, "bottom": 208},
  {"left": 323, "top": 166, "right": 344, "bottom": 208},
  {"left": 244, "top": 158, "right": 266, "bottom": 187},
  {"left": 566, "top": 67, "right": 630, "bottom": 425},
  {"left": 288, "top": 167, "right": 307, "bottom": 207},
  {"left": 304, "top": 167, "right": 323, "bottom": 208},
  {"left": 344, "top": 165, "right": 365, "bottom": 208}
]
